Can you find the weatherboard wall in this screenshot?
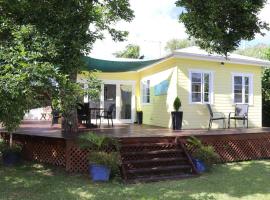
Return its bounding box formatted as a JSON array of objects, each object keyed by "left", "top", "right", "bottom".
[{"left": 139, "top": 58, "right": 262, "bottom": 129}]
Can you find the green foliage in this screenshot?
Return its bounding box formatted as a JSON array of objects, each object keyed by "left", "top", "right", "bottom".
[
  {"left": 0, "top": 139, "right": 22, "bottom": 154},
  {"left": 187, "top": 136, "right": 220, "bottom": 169},
  {"left": 176, "top": 0, "right": 269, "bottom": 56},
  {"left": 78, "top": 132, "right": 120, "bottom": 151},
  {"left": 81, "top": 71, "right": 103, "bottom": 101},
  {"left": 234, "top": 44, "right": 269, "bottom": 59},
  {"left": 88, "top": 151, "right": 120, "bottom": 177},
  {"left": 0, "top": 0, "right": 133, "bottom": 132},
  {"left": 78, "top": 132, "right": 120, "bottom": 177},
  {"left": 165, "top": 38, "right": 195, "bottom": 53},
  {"left": 262, "top": 48, "right": 270, "bottom": 126},
  {"left": 173, "top": 97, "right": 181, "bottom": 111},
  {"left": 114, "top": 44, "right": 140, "bottom": 59}
]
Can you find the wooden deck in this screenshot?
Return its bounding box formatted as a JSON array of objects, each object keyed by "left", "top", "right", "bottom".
[
  {"left": 2, "top": 120, "right": 270, "bottom": 139},
  {"left": 2, "top": 120, "right": 270, "bottom": 178}
]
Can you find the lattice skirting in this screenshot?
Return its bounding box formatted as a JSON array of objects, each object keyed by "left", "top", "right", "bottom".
[
  {"left": 181, "top": 133, "right": 270, "bottom": 162},
  {"left": 2, "top": 132, "right": 270, "bottom": 173}
]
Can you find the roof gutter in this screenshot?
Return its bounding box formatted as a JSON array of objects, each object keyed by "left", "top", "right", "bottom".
[{"left": 173, "top": 52, "right": 270, "bottom": 67}]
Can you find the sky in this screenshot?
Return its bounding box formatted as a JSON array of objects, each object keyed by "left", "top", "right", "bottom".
[{"left": 90, "top": 0, "right": 270, "bottom": 59}]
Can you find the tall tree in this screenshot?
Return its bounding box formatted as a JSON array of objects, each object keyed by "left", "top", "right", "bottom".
[
  {"left": 0, "top": 0, "right": 134, "bottom": 133},
  {"left": 114, "top": 44, "right": 140, "bottom": 58},
  {"left": 176, "top": 0, "right": 269, "bottom": 57},
  {"left": 234, "top": 44, "right": 269, "bottom": 59},
  {"left": 165, "top": 38, "right": 195, "bottom": 53}
]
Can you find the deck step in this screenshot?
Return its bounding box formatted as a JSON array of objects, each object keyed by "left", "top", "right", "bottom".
[
  {"left": 121, "top": 143, "right": 176, "bottom": 148},
  {"left": 127, "top": 165, "right": 191, "bottom": 174},
  {"left": 122, "top": 157, "right": 187, "bottom": 165},
  {"left": 121, "top": 149, "right": 183, "bottom": 156},
  {"left": 120, "top": 137, "right": 198, "bottom": 182},
  {"left": 128, "top": 173, "right": 198, "bottom": 183}
]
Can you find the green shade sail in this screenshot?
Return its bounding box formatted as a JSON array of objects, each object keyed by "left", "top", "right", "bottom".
[{"left": 82, "top": 56, "right": 163, "bottom": 72}]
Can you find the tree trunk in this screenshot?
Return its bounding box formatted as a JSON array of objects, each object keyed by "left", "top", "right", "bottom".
[
  {"left": 9, "top": 133, "right": 13, "bottom": 148},
  {"left": 62, "top": 69, "right": 78, "bottom": 134}
]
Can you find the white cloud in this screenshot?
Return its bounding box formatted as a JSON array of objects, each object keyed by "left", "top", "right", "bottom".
[
  {"left": 91, "top": 0, "right": 270, "bottom": 58},
  {"left": 91, "top": 0, "right": 186, "bottom": 59}
]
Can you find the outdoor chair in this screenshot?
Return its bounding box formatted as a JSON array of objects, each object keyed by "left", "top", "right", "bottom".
[
  {"left": 228, "top": 104, "right": 249, "bottom": 128},
  {"left": 51, "top": 109, "right": 61, "bottom": 126},
  {"left": 96, "top": 104, "right": 115, "bottom": 127},
  {"left": 77, "top": 103, "right": 89, "bottom": 125},
  {"left": 206, "top": 104, "right": 226, "bottom": 129}
]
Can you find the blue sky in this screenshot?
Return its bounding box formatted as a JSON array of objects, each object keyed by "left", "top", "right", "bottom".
[{"left": 91, "top": 0, "right": 270, "bottom": 59}]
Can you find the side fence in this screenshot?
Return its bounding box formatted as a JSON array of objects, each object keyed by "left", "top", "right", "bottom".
[{"left": 2, "top": 132, "right": 270, "bottom": 173}]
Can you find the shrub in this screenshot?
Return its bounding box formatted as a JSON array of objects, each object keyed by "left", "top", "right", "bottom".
[
  {"left": 0, "top": 139, "right": 22, "bottom": 154},
  {"left": 187, "top": 136, "right": 219, "bottom": 169},
  {"left": 78, "top": 132, "right": 119, "bottom": 151},
  {"left": 173, "top": 97, "right": 181, "bottom": 111},
  {"left": 88, "top": 151, "right": 120, "bottom": 177},
  {"left": 78, "top": 132, "right": 121, "bottom": 177}
]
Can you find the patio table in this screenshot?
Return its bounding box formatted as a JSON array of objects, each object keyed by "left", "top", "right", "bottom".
[{"left": 87, "top": 107, "right": 104, "bottom": 128}]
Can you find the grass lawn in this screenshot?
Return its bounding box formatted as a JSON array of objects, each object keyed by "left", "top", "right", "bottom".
[{"left": 1, "top": 160, "right": 270, "bottom": 200}]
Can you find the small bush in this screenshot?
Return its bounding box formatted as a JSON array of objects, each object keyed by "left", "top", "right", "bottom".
[
  {"left": 187, "top": 136, "right": 219, "bottom": 169},
  {"left": 88, "top": 151, "right": 120, "bottom": 177},
  {"left": 78, "top": 132, "right": 119, "bottom": 151},
  {"left": 0, "top": 139, "right": 22, "bottom": 154},
  {"left": 173, "top": 97, "right": 181, "bottom": 111},
  {"left": 78, "top": 132, "right": 121, "bottom": 177}
]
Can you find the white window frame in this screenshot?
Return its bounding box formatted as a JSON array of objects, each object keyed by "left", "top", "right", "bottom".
[
  {"left": 141, "top": 79, "right": 151, "bottom": 105},
  {"left": 232, "top": 73, "right": 253, "bottom": 105},
  {"left": 189, "top": 70, "right": 214, "bottom": 104}
]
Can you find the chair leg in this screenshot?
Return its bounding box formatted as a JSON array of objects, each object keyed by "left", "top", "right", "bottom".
[
  {"left": 208, "top": 118, "right": 212, "bottom": 130},
  {"left": 99, "top": 117, "right": 101, "bottom": 128},
  {"left": 247, "top": 118, "right": 248, "bottom": 128},
  {"left": 235, "top": 119, "right": 236, "bottom": 128},
  {"left": 111, "top": 117, "right": 113, "bottom": 127},
  {"left": 228, "top": 118, "right": 230, "bottom": 129},
  {"left": 243, "top": 119, "right": 245, "bottom": 128}
]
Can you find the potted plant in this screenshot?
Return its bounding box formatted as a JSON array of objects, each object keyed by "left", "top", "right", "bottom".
[
  {"left": 78, "top": 132, "right": 120, "bottom": 182},
  {"left": 136, "top": 110, "right": 143, "bottom": 125},
  {"left": 0, "top": 138, "right": 22, "bottom": 166},
  {"left": 187, "top": 136, "right": 220, "bottom": 173},
  {"left": 171, "top": 96, "right": 183, "bottom": 130}
]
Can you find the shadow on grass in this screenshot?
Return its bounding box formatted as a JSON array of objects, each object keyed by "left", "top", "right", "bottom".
[{"left": 1, "top": 160, "right": 270, "bottom": 200}]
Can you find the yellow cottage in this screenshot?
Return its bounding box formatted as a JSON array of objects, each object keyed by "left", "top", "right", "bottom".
[{"left": 79, "top": 46, "right": 270, "bottom": 129}]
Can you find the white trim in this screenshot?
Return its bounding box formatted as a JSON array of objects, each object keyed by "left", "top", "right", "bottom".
[
  {"left": 100, "top": 80, "right": 136, "bottom": 123},
  {"left": 141, "top": 79, "right": 151, "bottom": 104},
  {"left": 231, "top": 73, "right": 254, "bottom": 105},
  {"left": 173, "top": 52, "right": 270, "bottom": 67},
  {"left": 137, "top": 55, "right": 172, "bottom": 72},
  {"left": 137, "top": 51, "right": 270, "bottom": 73},
  {"left": 188, "top": 69, "right": 214, "bottom": 104}
]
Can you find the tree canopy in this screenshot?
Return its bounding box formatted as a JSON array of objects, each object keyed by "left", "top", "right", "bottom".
[
  {"left": 165, "top": 38, "right": 195, "bottom": 53},
  {"left": 0, "top": 0, "right": 134, "bottom": 133},
  {"left": 234, "top": 44, "right": 269, "bottom": 59},
  {"left": 114, "top": 44, "right": 140, "bottom": 59},
  {"left": 176, "top": 0, "right": 269, "bottom": 57}
]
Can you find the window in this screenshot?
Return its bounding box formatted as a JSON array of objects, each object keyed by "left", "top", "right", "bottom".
[
  {"left": 190, "top": 71, "right": 212, "bottom": 104},
  {"left": 233, "top": 74, "right": 253, "bottom": 104},
  {"left": 142, "top": 80, "right": 150, "bottom": 104}
]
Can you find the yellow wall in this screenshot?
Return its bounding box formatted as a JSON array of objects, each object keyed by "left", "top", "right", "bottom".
[
  {"left": 79, "top": 57, "right": 262, "bottom": 129},
  {"left": 139, "top": 58, "right": 262, "bottom": 129}
]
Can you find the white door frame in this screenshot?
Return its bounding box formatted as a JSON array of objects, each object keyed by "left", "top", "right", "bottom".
[{"left": 101, "top": 80, "right": 136, "bottom": 124}]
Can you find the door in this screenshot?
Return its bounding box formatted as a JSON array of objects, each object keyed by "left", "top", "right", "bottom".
[
  {"left": 101, "top": 81, "right": 135, "bottom": 123},
  {"left": 120, "top": 84, "right": 132, "bottom": 120},
  {"left": 104, "top": 84, "right": 116, "bottom": 119}
]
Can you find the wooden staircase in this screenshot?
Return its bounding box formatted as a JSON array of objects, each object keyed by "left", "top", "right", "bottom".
[{"left": 120, "top": 137, "right": 198, "bottom": 183}]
